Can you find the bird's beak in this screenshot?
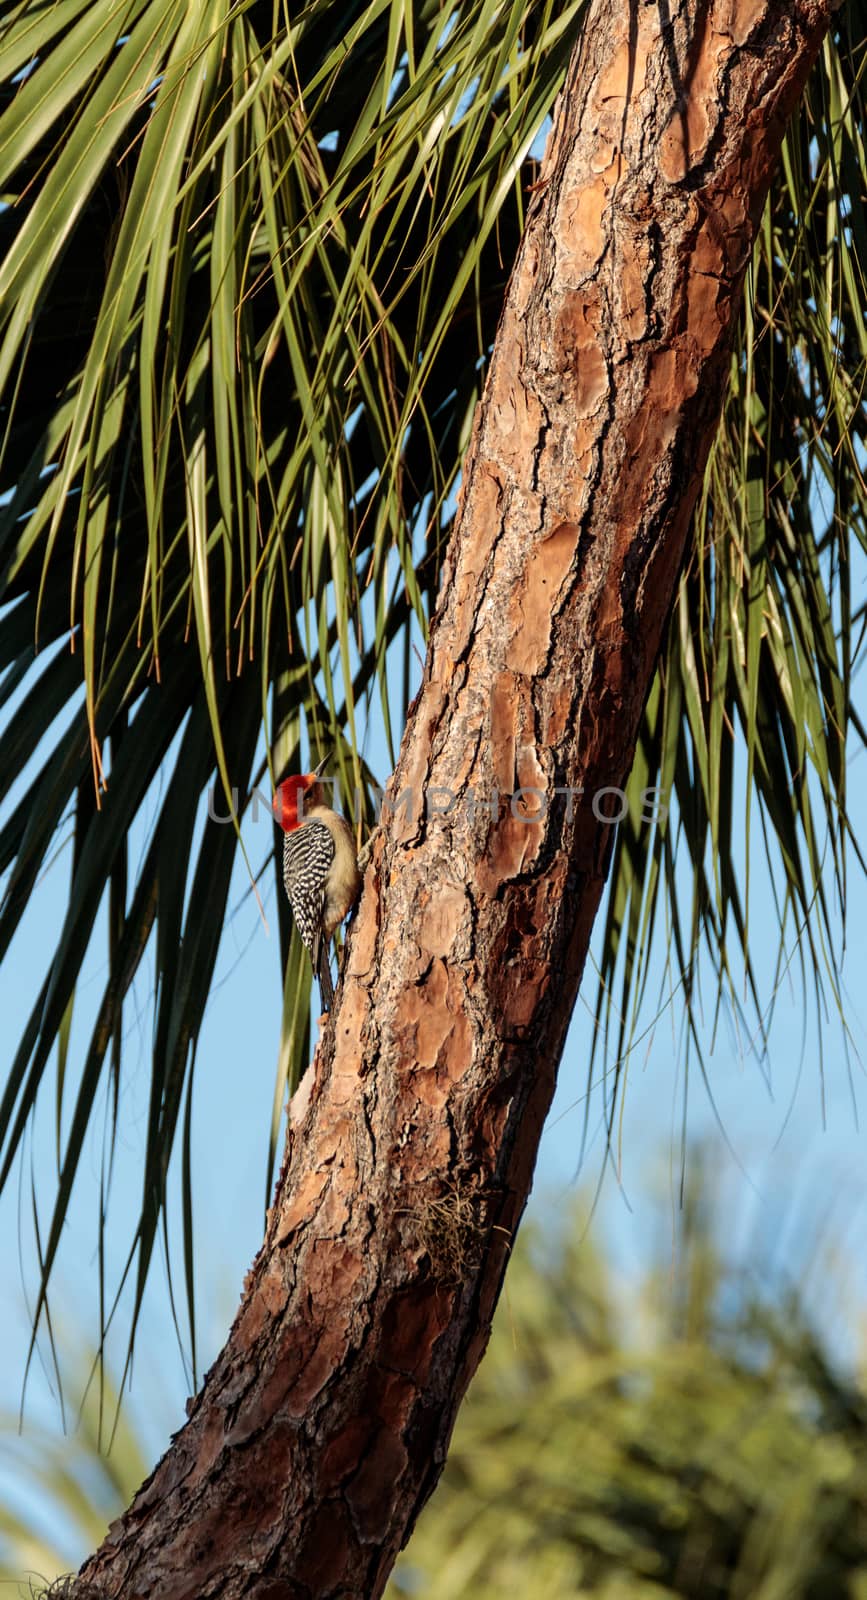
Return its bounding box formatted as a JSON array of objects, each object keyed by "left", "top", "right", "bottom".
[{"left": 313, "top": 754, "right": 330, "bottom": 778}]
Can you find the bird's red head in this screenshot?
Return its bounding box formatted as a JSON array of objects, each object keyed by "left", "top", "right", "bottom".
[{"left": 272, "top": 759, "right": 328, "bottom": 832}]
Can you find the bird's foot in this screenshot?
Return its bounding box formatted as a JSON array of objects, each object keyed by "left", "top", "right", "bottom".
[{"left": 357, "top": 825, "right": 382, "bottom": 874}]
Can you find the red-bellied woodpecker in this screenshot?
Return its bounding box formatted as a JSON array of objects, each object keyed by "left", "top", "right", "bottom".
[{"left": 272, "top": 758, "right": 361, "bottom": 1012}]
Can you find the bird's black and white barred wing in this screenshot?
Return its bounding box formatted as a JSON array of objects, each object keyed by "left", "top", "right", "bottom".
[{"left": 282, "top": 820, "right": 335, "bottom": 962}]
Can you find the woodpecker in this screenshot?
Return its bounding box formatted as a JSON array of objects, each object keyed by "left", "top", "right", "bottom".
[{"left": 272, "top": 757, "right": 361, "bottom": 1012}]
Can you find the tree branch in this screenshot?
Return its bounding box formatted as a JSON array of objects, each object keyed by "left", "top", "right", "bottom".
[{"left": 74, "top": 1, "right": 839, "bottom": 1594}]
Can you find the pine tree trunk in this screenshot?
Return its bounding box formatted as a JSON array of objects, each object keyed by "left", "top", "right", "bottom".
[{"left": 75, "top": 1, "right": 838, "bottom": 1594}]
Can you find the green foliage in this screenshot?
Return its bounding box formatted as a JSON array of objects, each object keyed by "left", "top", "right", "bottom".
[
  {"left": 590, "top": 13, "right": 867, "bottom": 1150},
  {"left": 0, "top": 0, "right": 865, "bottom": 1385},
  {"left": 389, "top": 1166, "right": 867, "bottom": 1599},
  {"left": 0, "top": 0, "right": 580, "bottom": 1373}
]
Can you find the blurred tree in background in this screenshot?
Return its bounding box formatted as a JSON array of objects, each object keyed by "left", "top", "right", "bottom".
[
  {"left": 4, "top": 1153, "right": 867, "bottom": 1599},
  {"left": 387, "top": 1171, "right": 867, "bottom": 1599}
]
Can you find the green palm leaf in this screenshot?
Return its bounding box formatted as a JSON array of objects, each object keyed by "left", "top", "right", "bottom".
[
  {"left": 590, "top": 14, "right": 867, "bottom": 1129},
  {"left": 0, "top": 0, "right": 582, "bottom": 1376},
  {"left": 0, "top": 0, "right": 865, "bottom": 1394}
]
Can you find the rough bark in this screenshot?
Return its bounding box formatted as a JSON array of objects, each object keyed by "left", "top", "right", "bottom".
[{"left": 75, "top": 1, "right": 839, "bottom": 1595}]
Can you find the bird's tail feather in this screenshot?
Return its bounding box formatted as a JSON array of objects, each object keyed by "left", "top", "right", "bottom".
[{"left": 317, "top": 944, "right": 335, "bottom": 1013}]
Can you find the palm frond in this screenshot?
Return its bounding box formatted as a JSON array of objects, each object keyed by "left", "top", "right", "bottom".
[
  {"left": 590, "top": 13, "right": 867, "bottom": 1140},
  {"left": 1, "top": 0, "right": 866, "bottom": 1394},
  {"left": 0, "top": 0, "right": 581, "bottom": 1375}
]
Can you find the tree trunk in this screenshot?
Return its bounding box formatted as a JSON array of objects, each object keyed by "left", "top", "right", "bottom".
[{"left": 75, "top": 1, "right": 838, "bottom": 1595}]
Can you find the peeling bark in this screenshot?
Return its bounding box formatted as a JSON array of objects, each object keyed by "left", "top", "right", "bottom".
[{"left": 75, "top": 1, "right": 839, "bottom": 1595}]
